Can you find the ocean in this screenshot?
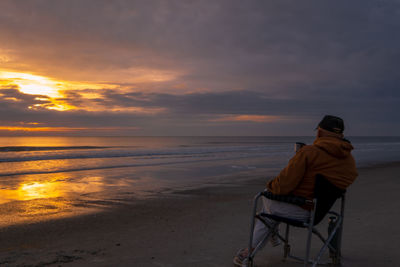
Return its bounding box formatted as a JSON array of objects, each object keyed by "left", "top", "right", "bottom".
[{"left": 0, "top": 136, "right": 399, "bottom": 226}]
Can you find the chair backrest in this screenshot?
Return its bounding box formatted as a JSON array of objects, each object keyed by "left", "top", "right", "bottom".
[{"left": 313, "top": 174, "right": 346, "bottom": 225}]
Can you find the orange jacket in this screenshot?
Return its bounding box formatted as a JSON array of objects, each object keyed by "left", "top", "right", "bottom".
[{"left": 267, "top": 137, "right": 358, "bottom": 200}]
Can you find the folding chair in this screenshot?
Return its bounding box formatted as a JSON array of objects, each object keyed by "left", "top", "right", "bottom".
[{"left": 247, "top": 174, "right": 346, "bottom": 267}]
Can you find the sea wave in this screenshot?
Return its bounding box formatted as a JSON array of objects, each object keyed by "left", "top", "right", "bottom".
[
  {"left": 0, "top": 152, "right": 284, "bottom": 177},
  {"left": 0, "top": 145, "right": 284, "bottom": 163},
  {"left": 0, "top": 146, "right": 107, "bottom": 152},
  {"left": 1, "top": 136, "right": 400, "bottom": 178}
]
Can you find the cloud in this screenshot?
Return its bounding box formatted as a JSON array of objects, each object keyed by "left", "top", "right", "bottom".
[
  {"left": 0, "top": 87, "right": 51, "bottom": 106},
  {"left": 0, "top": 1, "right": 399, "bottom": 135},
  {"left": 2, "top": 85, "right": 399, "bottom": 136},
  {"left": 1, "top": 1, "right": 399, "bottom": 93}
]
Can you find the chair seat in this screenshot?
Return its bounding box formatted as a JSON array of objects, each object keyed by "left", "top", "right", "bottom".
[
  {"left": 258, "top": 212, "right": 307, "bottom": 227},
  {"left": 261, "top": 191, "right": 308, "bottom": 206}
]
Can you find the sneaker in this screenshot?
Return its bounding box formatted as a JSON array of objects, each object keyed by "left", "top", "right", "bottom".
[
  {"left": 233, "top": 248, "right": 249, "bottom": 267},
  {"left": 269, "top": 232, "right": 281, "bottom": 247}
]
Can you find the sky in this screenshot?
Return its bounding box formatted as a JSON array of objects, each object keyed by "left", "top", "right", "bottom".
[{"left": 0, "top": 0, "right": 399, "bottom": 136}]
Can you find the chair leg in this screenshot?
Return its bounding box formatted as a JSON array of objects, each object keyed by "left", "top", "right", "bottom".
[
  {"left": 329, "top": 196, "right": 345, "bottom": 265},
  {"left": 331, "top": 222, "right": 342, "bottom": 265},
  {"left": 248, "top": 258, "right": 254, "bottom": 267},
  {"left": 332, "top": 255, "right": 340, "bottom": 265},
  {"left": 304, "top": 223, "right": 313, "bottom": 267},
  {"left": 336, "top": 195, "right": 346, "bottom": 264},
  {"left": 283, "top": 224, "right": 290, "bottom": 260},
  {"left": 306, "top": 203, "right": 316, "bottom": 267}
]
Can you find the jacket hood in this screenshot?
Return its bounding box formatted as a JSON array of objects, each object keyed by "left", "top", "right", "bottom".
[{"left": 313, "top": 137, "right": 354, "bottom": 158}]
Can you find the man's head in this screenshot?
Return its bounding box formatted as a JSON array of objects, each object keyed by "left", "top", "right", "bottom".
[{"left": 316, "top": 115, "right": 345, "bottom": 138}]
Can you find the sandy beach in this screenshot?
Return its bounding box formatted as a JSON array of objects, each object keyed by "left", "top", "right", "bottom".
[
  {"left": 0, "top": 162, "right": 399, "bottom": 267},
  {"left": 1, "top": 0, "right": 399, "bottom": 266}
]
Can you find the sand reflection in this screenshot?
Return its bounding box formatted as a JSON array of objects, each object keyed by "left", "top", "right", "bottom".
[
  {"left": 0, "top": 174, "right": 109, "bottom": 227},
  {"left": 0, "top": 175, "right": 106, "bottom": 203},
  {"left": 17, "top": 181, "right": 62, "bottom": 200}
]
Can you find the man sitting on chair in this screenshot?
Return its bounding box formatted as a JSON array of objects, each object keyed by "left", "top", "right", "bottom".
[{"left": 233, "top": 115, "right": 358, "bottom": 266}]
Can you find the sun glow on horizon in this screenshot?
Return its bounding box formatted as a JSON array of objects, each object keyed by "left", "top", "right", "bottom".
[
  {"left": 0, "top": 126, "right": 140, "bottom": 133},
  {"left": 0, "top": 71, "right": 62, "bottom": 97},
  {"left": 0, "top": 126, "right": 90, "bottom": 132},
  {"left": 0, "top": 70, "right": 122, "bottom": 111},
  {"left": 0, "top": 70, "right": 75, "bottom": 111}
]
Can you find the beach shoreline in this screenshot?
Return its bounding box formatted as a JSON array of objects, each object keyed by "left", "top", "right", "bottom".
[{"left": 1, "top": 162, "right": 400, "bottom": 266}]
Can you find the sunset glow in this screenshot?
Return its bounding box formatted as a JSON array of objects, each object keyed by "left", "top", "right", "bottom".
[
  {"left": 0, "top": 126, "right": 140, "bottom": 132},
  {"left": 0, "top": 2, "right": 399, "bottom": 263},
  {"left": 211, "top": 115, "right": 282, "bottom": 123},
  {"left": 0, "top": 0, "right": 398, "bottom": 136},
  {"left": 0, "top": 126, "right": 90, "bottom": 132},
  {"left": 18, "top": 182, "right": 61, "bottom": 200},
  {"left": 0, "top": 70, "right": 124, "bottom": 112},
  {"left": 0, "top": 172, "right": 109, "bottom": 227},
  {"left": 0, "top": 71, "right": 62, "bottom": 97}
]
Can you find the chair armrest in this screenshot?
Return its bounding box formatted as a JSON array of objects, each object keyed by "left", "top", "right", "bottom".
[{"left": 261, "top": 191, "right": 311, "bottom": 206}]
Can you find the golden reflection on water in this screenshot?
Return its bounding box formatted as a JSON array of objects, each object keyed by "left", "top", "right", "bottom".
[
  {"left": 0, "top": 176, "right": 106, "bottom": 203},
  {"left": 18, "top": 181, "right": 61, "bottom": 201},
  {"left": 0, "top": 147, "right": 153, "bottom": 228},
  {"left": 0, "top": 173, "right": 108, "bottom": 227}
]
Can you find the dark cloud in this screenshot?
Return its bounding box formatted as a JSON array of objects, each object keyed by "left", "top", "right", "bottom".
[
  {"left": 0, "top": 88, "right": 51, "bottom": 107},
  {"left": 2, "top": 86, "right": 399, "bottom": 135},
  {"left": 0, "top": 1, "right": 399, "bottom": 135}
]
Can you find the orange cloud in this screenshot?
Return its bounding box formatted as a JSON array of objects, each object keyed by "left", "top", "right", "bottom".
[
  {"left": 0, "top": 69, "right": 175, "bottom": 114},
  {"left": 0, "top": 126, "right": 89, "bottom": 132},
  {"left": 211, "top": 115, "right": 281, "bottom": 123},
  {"left": 0, "top": 70, "right": 123, "bottom": 111},
  {"left": 0, "top": 126, "right": 139, "bottom": 132}
]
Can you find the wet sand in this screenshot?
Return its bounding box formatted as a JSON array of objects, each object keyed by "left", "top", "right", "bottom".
[{"left": 0, "top": 163, "right": 399, "bottom": 266}]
